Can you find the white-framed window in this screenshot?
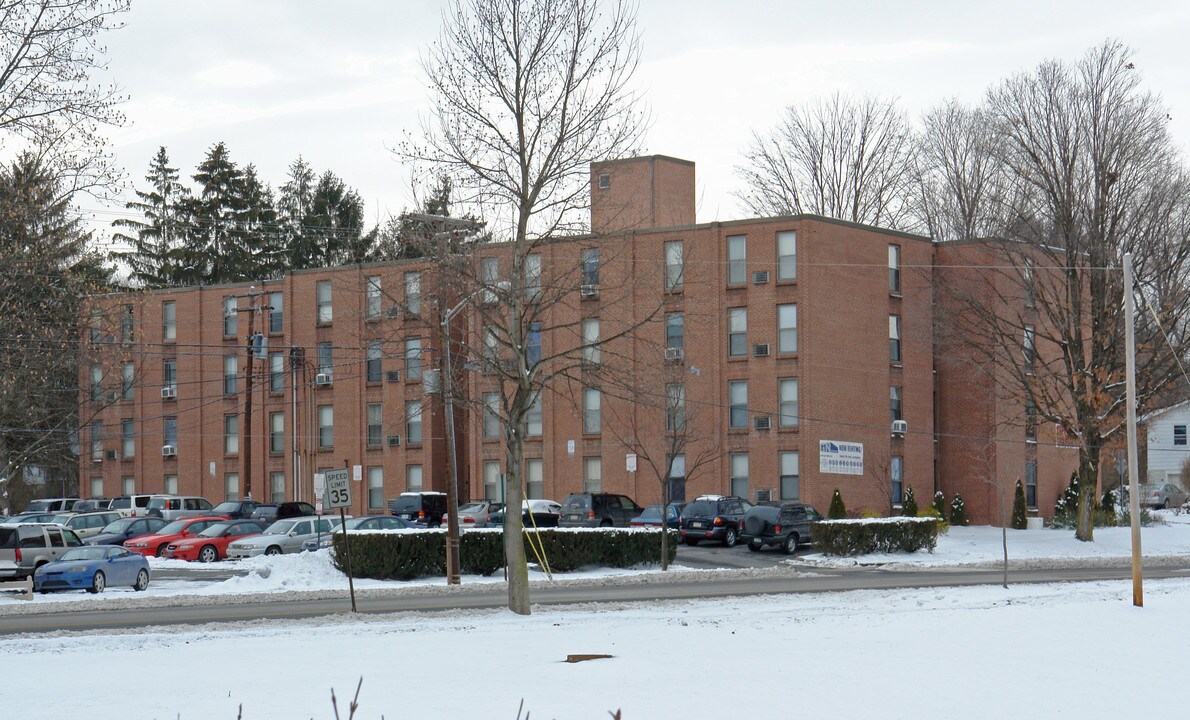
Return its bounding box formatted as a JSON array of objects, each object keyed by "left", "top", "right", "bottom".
[
  {"left": 163, "top": 416, "right": 177, "bottom": 447},
  {"left": 728, "top": 308, "right": 747, "bottom": 357},
  {"left": 483, "top": 393, "right": 501, "bottom": 439},
  {"left": 90, "top": 421, "right": 103, "bottom": 461},
  {"left": 730, "top": 453, "right": 749, "bottom": 499},
  {"left": 583, "top": 387, "right": 601, "bottom": 434},
  {"left": 90, "top": 477, "right": 103, "bottom": 497},
  {"left": 270, "top": 411, "right": 284, "bottom": 454},
  {"left": 778, "top": 304, "right": 797, "bottom": 354},
  {"left": 582, "top": 318, "right": 600, "bottom": 364},
  {"left": 889, "top": 314, "right": 902, "bottom": 364},
  {"left": 90, "top": 364, "right": 103, "bottom": 402},
  {"left": 527, "top": 392, "right": 543, "bottom": 437},
  {"left": 1025, "top": 460, "right": 1037, "bottom": 508},
  {"left": 1176, "top": 425, "right": 1188, "bottom": 446},
  {"left": 122, "top": 362, "right": 134, "bottom": 401},
  {"left": 224, "top": 414, "right": 239, "bottom": 455},
  {"left": 727, "top": 235, "right": 747, "bottom": 285},
  {"left": 121, "top": 304, "right": 134, "bottom": 343},
  {"left": 484, "top": 461, "right": 501, "bottom": 501},
  {"left": 666, "top": 312, "right": 684, "bottom": 350},
  {"left": 404, "top": 272, "right": 420, "bottom": 316},
  {"left": 223, "top": 296, "right": 237, "bottom": 336},
  {"left": 779, "top": 378, "right": 799, "bottom": 428},
  {"left": 367, "top": 466, "right": 383, "bottom": 509},
  {"left": 318, "top": 342, "right": 333, "bottom": 377},
  {"left": 121, "top": 419, "right": 135, "bottom": 458},
  {"left": 162, "top": 301, "right": 176, "bottom": 341},
  {"left": 583, "top": 457, "right": 602, "bottom": 492},
  {"left": 582, "top": 248, "right": 600, "bottom": 287},
  {"left": 270, "top": 352, "right": 284, "bottom": 392},
  {"left": 1024, "top": 325, "right": 1035, "bottom": 369},
  {"left": 406, "top": 464, "right": 423, "bottom": 492},
  {"left": 316, "top": 280, "right": 333, "bottom": 323},
  {"left": 889, "top": 244, "right": 901, "bottom": 293},
  {"left": 224, "top": 355, "right": 238, "bottom": 395},
  {"left": 524, "top": 254, "right": 542, "bottom": 301},
  {"left": 406, "top": 400, "right": 423, "bottom": 444},
  {"left": 367, "top": 340, "right": 383, "bottom": 383},
  {"left": 666, "top": 383, "right": 686, "bottom": 432},
  {"left": 779, "top": 451, "right": 800, "bottom": 499},
  {"left": 122, "top": 476, "right": 135, "bottom": 495},
  {"left": 224, "top": 473, "right": 240, "bottom": 502},
  {"left": 729, "top": 380, "right": 748, "bottom": 429},
  {"left": 269, "top": 291, "right": 283, "bottom": 333},
  {"left": 890, "top": 386, "right": 903, "bottom": 423},
  {"left": 481, "top": 257, "right": 500, "bottom": 303},
  {"left": 778, "top": 231, "right": 797, "bottom": 281},
  {"left": 367, "top": 403, "right": 383, "bottom": 448},
  {"left": 318, "top": 405, "right": 334, "bottom": 449},
  {"left": 1025, "top": 398, "right": 1037, "bottom": 441},
  {"left": 163, "top": 359, "right": 177, "bottom": 391},
  {"left": 1023, "top": 258, "right": 1035, "bottom": 307},
  {"left": 891, "top": 456, "right": 904, "bottom": 505},
  {"left": 366, "top": 276, "right": 382, "bottom": 319},
  {"left": 525, "top": 459, "right": 544, "bottom": 499},
  {"left": 664, "top": 240, "right": 684, "bottom": 292},
  {"left": 164, "top": 475, "right": 178, "bottom": 495},
  {"left": 405, "top": 338, "right": 422, "bottom": 381},
  {"left": 271, "top": 472, "right": 285, "bottom": 504},
  {"left": 482, "top": 325, "right": 499, "bottom": 366}
]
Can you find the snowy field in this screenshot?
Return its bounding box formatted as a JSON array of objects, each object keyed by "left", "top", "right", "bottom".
[{"left": 3, "top": 517, "right": 1190, "bottom": 719}]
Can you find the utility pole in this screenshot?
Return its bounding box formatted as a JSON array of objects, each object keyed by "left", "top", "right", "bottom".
[
  {"left": 236, "top": 289, "right": 266, "bottom": 500},
  {"left": 1123, "top": 253, "right": 1143, "bottom": 607}
]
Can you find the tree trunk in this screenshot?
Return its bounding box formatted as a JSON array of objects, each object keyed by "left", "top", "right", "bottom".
[
  {"left": 660, "top": 477, "right": 670, "bottom": 571},
  {"left": 1075, "top": 449, "right": 1100, "bottom": 542},
  {"left": 503, "top": 425, "right": 530, "bottom": 615}
]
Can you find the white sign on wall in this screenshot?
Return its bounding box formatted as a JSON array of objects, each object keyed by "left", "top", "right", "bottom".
[
  {"left": 626, "top": 453, "right": 637, "bottom": 472},
  {"left": 819, "top": 440, "right": 864, "bottom": 475}
]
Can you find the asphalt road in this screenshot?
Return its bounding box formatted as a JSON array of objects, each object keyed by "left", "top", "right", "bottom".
[{"left": 3, "top": 561, "right": 1187, "bottom": 635}]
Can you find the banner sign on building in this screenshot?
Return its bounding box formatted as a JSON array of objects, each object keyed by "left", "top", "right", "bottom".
[{"left": 819, "top": 440, "right": 864, "bottom": 475}]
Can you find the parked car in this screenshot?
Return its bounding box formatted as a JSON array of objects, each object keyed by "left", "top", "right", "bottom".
[
  {"left": 146, "top": 495, "right": 215, "bottom": 521},
  {"left": 1136, "top": 483, "right": 1188, "bottom": 509},
  {"left": 210, "top": 499, "right": 262, "bottom": 520},
  {"left": 487, "top": 500, "right": 562, "bottom": 528},
  {"left": 4, "top": 512, "right": 58, "bottom": 524},
  {"left": 251, "top": 501, "right": 317, "bottom": 524},
  {"left": 0, "top": 523, "right": 85, "bottom": 579},
  {"left": 49, "top": 511, "right": 123, "bottom": 539},
  {"left": 124, "top": 516, "right": 226, "bottom": 557},
  {"left": 559, "top": 493, "right": 643, "bottom": 528},
  {"left": 71, "top": 498, "right": 112, "bottom": 512},
  {"left": 108, "top": 494, "right": 156, "bottom": 518},
  {"left": 630, "top": 502, "right": 685, "bottom": 529},
  {"left": 24, "top": 498, "right": 81, "bottom": 513},
  {"left": 740, "top": 502, "right": 822, "bottom": 554},
  {"left": 226, "top": 516, "right": 341, "bottom": 559},
  {"left": 440, "top": 500, "right": 502, "bottom": 528},
  {"left": 680, "top": 495, "right": 750, "bottom": 547},
  {"left": 33, "top": 545, "right": 150, "bottom": 594},
  {"left": 164, "top": 520, "right": 267, "bottom": 562},
  {"left": 388, "top": 492, "right": 448, "bottom": 527},
  {"left": 302, "top": 515, "right": 413, "bottom": 551},
  {"left": 84, "top": 517, "right": 168, "bottom": 546}
]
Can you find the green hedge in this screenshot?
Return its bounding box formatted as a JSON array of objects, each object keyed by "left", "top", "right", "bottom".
[
  {"left": 809, "top": 517, "right": 940, "bottom": 556},
  {"left": 331, "top": 528, "right": 678, "bottom": 580}
]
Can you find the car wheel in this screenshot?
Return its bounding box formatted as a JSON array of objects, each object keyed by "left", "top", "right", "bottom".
[
  {"left": 723, "top": 528, "right": 738, "bottom": 547},
  {"left": 747, "top": 539, "right": 762, "bottom": 552},
  {"left": 684, "top": 537, "right": 699, "bottom": 546},
  {"left": 782, "top": 533, "right": 799, "bottom": 555},
  {"left": 1164, "top": 499, "right": 1171, "bottom": 509},
  {"left": 88, "top": 571, "right": 106, "bottom": 594},
  {"left": 265, "top": 546, "right": 282, "bottom": 556},
  {"left": 599, "top": 519, "right": 613, "bottom": 528},
  {"left": 133, "top": 568, "right": 149, "bottom": 591},
  {"left": 156, "top": 543, "right": 169, "bottom": 558},
  {"left": 198, "top": 545, "right": 218, "bottom": 563}
]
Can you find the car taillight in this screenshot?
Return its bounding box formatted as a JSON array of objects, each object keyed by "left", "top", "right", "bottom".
[
  {"left": 14, "top": 548, "right": 21, "bottom": 563},
  {"left": 774, "top": 525, "right": 782, "bottom": 533},
  {"left": 588, "top": 510, "right": 595, "bottom": 519},
  {"left": 713, "top": 517, "right": 724, "bottom": 526},
  {"left": 418, "top": 510, "right": 425, "bottom": 519},
  {"left": 463, "top": 517, "right": 474, "bottom": 524}
]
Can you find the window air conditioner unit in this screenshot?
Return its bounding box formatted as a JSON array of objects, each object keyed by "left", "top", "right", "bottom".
[
  {"left": 386, "top": 306, "right": 402, "bottom": 319},
  {"left": 891, "top": 419, "right": 909, "bottom": 436},
  {"left": 752, "top": 270, "right": 770, "bottom": 284},
  {"left": 385, "top": 370, "right": 401, "bottom": 383},
  {"left": 315, "top": 373, "right": 333, "bottom": 386},
  {"left": 753, "top": 415, "right": 771, "bottom": 431},
  {"left": 387, "top": 434, "right": 402, "bottom": 448},
  {"left": 160, "top": 386, "right": 177, "bottom": 400},
  {"left": 104, "top": 450, "right": 118, "bottom": 461},
  {"left": 755, "top": 489, "right": 772, "bottom": 503},
  {"left": 664, "top": 347, "right": 685, "bottom": 362},
  {"left": 161, "top": 444, "right": 177, "bottom": 457},
  {"left": 753, "top": 343, "right": 770, "bottom": 357},
  {"left": 580, "top": 284, "right": 599, "bottom": 297}
]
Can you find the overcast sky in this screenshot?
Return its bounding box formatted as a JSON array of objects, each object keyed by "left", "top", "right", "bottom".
[{"left": 91, "top": 0, "right": 1190, "bottom": 244}]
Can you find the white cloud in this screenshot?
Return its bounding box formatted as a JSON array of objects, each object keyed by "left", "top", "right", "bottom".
[{"left": 193, "top": 61, "right": 277, "bottom": 88}]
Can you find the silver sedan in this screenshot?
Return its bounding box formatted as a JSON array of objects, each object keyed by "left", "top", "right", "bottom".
[{"left": 226, "top": 516, "right": 341, "bottom": 558}]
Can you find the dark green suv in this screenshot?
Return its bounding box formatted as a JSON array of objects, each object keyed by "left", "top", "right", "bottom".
[
  {"left": 680, "top": 495, "right": 750, "bottom": 547},
  {"left": 741, "top": 502, "right": 822, "bottom": 554}
]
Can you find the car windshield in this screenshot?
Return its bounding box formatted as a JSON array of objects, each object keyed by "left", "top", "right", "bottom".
[
  {"left": 102, "top": 518, "right": 137, "bottom": 533},
  {"left": 199, "top": 522, "right": 235, "bottom": 537},
  {"left": 264, "top": 520, "right": 296, "bottom": 535},
  {"left": 157, "top": 520, "right": 189, "bottom": 535},
  {"left": 61, "top": 547, "right": 108, "bottom": 562},
  {"left": 212, "top": 502, "right": 242, "bottom": 513},
  {"left": 458, "top": 503, "right": 488, "bottom": 513}
]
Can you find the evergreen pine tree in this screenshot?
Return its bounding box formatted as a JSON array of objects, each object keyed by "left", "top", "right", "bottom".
[
  {"left": 901, "top": 485, "right": 918, "bottom": 516},
  {"left": 111, "top": 146, "right": 190, "bottom": 287},
  {"left": 1012, "top": 479, "right": 1029, "bottom": 529},
  {"left": 932, "top": 490, "right": 947, "bottom": 520},
  {"left": 278, "top": 156, "right": 317, "bottom": 268},
  {"left": 828, "top": 488, "right": 846, "bottom": 519},
  {"left": 184, "top": 142, "right": 249, "bottom": 285},
  {"left": 238, "top": 164, "right": 284, "bottom": 278},
  {"left": 950, "top": 494, "right": 968, "bottom": 525}
]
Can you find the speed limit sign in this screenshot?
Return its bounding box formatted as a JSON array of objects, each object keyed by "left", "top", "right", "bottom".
[{"left": 323, "top": 468, "right": 352, "bottom": 509}]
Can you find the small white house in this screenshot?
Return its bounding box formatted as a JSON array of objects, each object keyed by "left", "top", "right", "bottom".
[{"left": 1143, "top": 400, "right": 1190, "bottom": 486}]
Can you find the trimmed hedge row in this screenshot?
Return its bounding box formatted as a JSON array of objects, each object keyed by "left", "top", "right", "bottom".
[
  {"left": 331, "top": 528, "right": 678, "bottom": 580},
  {"left": 809, "top": 517, "right": 940, "bottom": 556}
]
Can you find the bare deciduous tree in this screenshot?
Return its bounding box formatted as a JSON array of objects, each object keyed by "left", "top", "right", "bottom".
[{"left": 736, "top": 92, "right": 916, "bottom": 229}]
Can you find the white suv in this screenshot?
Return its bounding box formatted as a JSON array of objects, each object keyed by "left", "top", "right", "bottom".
[{"left": 0, "top": 523, "right": 85, "bottom": 579}]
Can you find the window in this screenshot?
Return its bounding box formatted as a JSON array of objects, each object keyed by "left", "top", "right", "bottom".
[
  {"left": 269, "top": 291, "right": 283, "bottom": 333},
  {"left": 90, "top": 477, "right": 103, "bottom": 497},
  {"left": 526, "top": 459, "right": 544, "bottom": 499},
  {"left": 1176, "top": 425, "right": 1188, "bottom": 446},
  {"left": 889, "top": 315, "right": 901, "bottom": 363},
  {"left": 1023, "top": 258, "right": 1035, "bottom": 307},
  {"left": 271, "top": 472, "right": 285, "bottom": 504},
  {"left": 317, "top": 280, "right": 333, "bottom": 323},
  {"left": 598, "top": 173, "right": 610, "bottom": 190},
  {"left": 163, "top": 359, "right": 177, "bottom": 390},
  {"left": 483, "top": 393, "right": 501, "bottom": 439},
  {"left": 224, "top": 414, "right": 239, "bottom": 455},
  {"left": 163, "top": 416, "right": 177, "bottom": 447},
  {"left": 270, "top": 412, "right": 284, "bottom": 454},
  {"left": 524, "top": 254, "right": 541, "bottom": 301},
  {"left": 481, "top": 257, "right": 499, "bottom": 303},
  {"left": 1025, "top": 460, "right": 1037, "bottom": 508},
  {"left": 582, "top": 248, "right": 600, "bottom": 287},
  {"left": 318, "top": 342, "right": 333, "bottom": 378},
  {"left": 406, "top": 465, "right": 423, "bottom": 492},
  {"left": 404, "top": 338, "right": 422, "bottom": 381},
  {"left": 526, "top": 323, "right": 542, "bottom": 367},
  {"left": 777, "top": 304, "right": 797, "bottom": 354},
  {"left": 779, "top": 451, "right": 799, "bottom": 500},
  {"left": 121, "top": 304, "right": 134, "bottom": 343},
  {"left": 666, "top": 383, "right": 685, "bottom": 432},
  {"left": 367, "top": 403, "right": 383, "bottom": 448},
  {"left": 728, "top": 308, "right": 747, "bottom": 357},
  {"left": 583, "top": 457, "right": 602, "bottom": 492},
  {"left": 366, "top": 276, "right": 382, "bottom": 320},
  {"left": 223, "top": 296, "right": 237, "bottom": 336},
  {"left": 665, "top": 312, "right": 684, "bottom": 350},
  {"left": 730, "top": 453, "right": 749, "bottom": 499},
  {"left": 484, "top": 461, "right": 502, "bottom": 501},
  {"left": 777, "top": 231, "right": 797, "bottom": 281},
  {"left": 729, "top": 380, "right": 748, "bottom": 429},
  {"left": 121, "top": 419, "right": 135, "bottom": 459},
  {"left": 890, "top": 386, "right": 903, "bottom": 423},
  {"left": 664, "top": 240, "right": 684, "bottom": 291},
  {"left": 367, "top": 467, "right": 383, "bottom": 509},
  {"left": 90, "top": 364, "right": 103, "bottom": 402},
  {"left": 406, "top": 400, "right": 423, "bottom": 444},
  {"left": 269, "top": 353, "right": 284, "bottom": 392},
  {"left": 889, "top": 245, "right": 901, "bottom": 293},
  {"left": 526, "top": 392, "right": 542, "bottom": 437},
  {"left": 164, "top": 475, "right": 178, "bottom": 495},
  {"left": 582, "top": 318, "right": 600, "bottom": 364},
  {"left": 122, "top": 476, "right": 135, "bottom": 495},
  {"left": 118, "top": 362, "right": 134, "bottom": 401},
  {"left": 162, "top": 301, "right": 176, "bottom": 341},
  {"left": 727, "top": 235, "right": 747, "bottom": 285},
  {"left": 224, "top": 355, "right": 238, "bottom": 395},
  {"left": 892, "top": 456, "right": 904, "bottom": 505},
  {"left": 367, "top": 340, "right": 383, "bottom": 383},
  {"left": 583, "top": 388, "right": 601, "bottom": 434},
  {"left": 90, "top": 421, "right": 103, "bottom": 462},
  {"left": 482, "top": 326, "right": 499, "bottom": 366},
  {"left": 1024, "top": 325, "right": 1035, "bottom": 369},
  {"left": 404, "top": 272, "right": 420, "bottom": 316},
  {"left": 318, "top": 405, "right": 333, "bottom": 449},
  {"left": 1025, "top": 399, "right": 1037, "bottom": 441},
  {"left": 89, "top": 309, "right": 103, "bottom": 344},
  {"left": 224, "top": 473, "right": 239, "bottom": 502},
  {"left": 779, "top": 378, "right": 799, "bottom": 428}
]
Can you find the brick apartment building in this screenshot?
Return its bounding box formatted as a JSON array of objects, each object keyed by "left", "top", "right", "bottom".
[{"left": 79, "top": 155, "right": 1078, "bottom": 523}]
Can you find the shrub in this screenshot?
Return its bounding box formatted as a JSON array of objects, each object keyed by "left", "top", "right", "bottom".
[
  {"left": 810, "top": 517, "right": 940, "bottom": 556},
  {"left": 1053, "top": 471, "right": 1080, "bottom": 527},
  {"left": 932, "top": 491, "right": 947, "bottom": 521},
  {"left": 949, "top": 494, "right": 968, "bottom": 526},
  {"left": 828, "top": 489, "right": 847, "bottom": 519},
  {"left": 901, "top": 485, "right": 918, "bottom": 517},
  {"left": 918, "top": 505, "right": 948, "bottom": 535},
  {"left": 1011, "top": 479, "right": 1028, "bottom": 529}
]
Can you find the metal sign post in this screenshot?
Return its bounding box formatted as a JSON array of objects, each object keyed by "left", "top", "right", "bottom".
[{"left": 323, "top": 467, "right": 356, "bottom": 612}]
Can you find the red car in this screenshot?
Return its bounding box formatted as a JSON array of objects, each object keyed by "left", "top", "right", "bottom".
[
  {"left": 164, "top": 519, "right": 266, "bottom": 562},
  {"left": 123, "top": 516, "right": 227, "bottom": 558}
]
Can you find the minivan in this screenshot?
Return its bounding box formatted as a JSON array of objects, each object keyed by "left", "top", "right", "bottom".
[
  {"left": 147, "top": 495, "right": 215, "bottom": 521},
  {"left": 109, "top": 494, "right": 155, "bottom": 518},
  {"left": 49, "top": 511, "right": 122, "bottom": 539},
  {"left": 24, "top": 498, "right": 81, "bottom": 513},
  {"left": 558, "top": 493, "right": 642, "bottom": 528}
]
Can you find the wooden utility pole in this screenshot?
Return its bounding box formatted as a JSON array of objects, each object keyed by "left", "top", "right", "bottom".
[{"left": 1124, "top": 253, "right": 1143, "bottom": 607}]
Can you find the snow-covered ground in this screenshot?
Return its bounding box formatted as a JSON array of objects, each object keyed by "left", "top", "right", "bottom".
[{"left": 3, "top": 518, "right": 1189, "bottom": 719}]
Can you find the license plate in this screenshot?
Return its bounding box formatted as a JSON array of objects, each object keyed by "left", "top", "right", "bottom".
[
  {"left": 692, "top": 521, "right": 704, "bottom": 529},
  {"left": 566, "top": 514, "right": 583, "bottom": 522},
  {"left": 401, "top": 514, "right": 413, "bottom": 520}
]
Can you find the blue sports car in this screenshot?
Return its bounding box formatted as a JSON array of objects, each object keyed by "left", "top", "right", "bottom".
[{"left": 33, "top": 545, "right": 151, "bottom": 594}]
